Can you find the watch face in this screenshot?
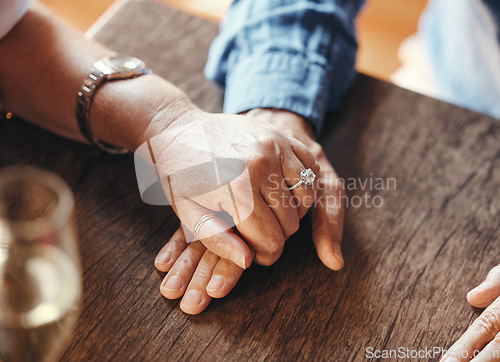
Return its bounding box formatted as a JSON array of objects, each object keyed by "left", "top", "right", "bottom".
[{"left": 94, "top": 56, "right": 147, "bottom": 78}]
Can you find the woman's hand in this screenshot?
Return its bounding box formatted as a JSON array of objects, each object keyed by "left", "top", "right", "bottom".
[
  {"left": 144, "top": 108, "right": 320, "bottom": 268},
  {"left": 155, "top": 226, "right": 244, "bottom": 315},
  {"left": 243, "top": 109, "right": 346, "bottom": 270},
  {"left": 441, "top": 265, "right": 500, "bottom": 361}
]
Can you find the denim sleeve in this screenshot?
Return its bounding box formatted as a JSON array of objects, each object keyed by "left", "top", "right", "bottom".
[{"left": 204, "top": 0, "right": 365, "bottom": 134}]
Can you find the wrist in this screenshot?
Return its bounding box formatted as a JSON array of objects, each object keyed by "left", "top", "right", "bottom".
[
  {"left": 244, "top": 108, "right": 315, "bottom": 145},
  {"left": 90, "top": 74, "right": 196, "bottom": 151}
]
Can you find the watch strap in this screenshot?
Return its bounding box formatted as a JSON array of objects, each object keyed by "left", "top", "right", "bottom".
[
  {"left": 76, "top": 68, "right": 151, "bottom": 155},
  {"left": 76, "top": 68, "right": 128, "bottom": 154}
]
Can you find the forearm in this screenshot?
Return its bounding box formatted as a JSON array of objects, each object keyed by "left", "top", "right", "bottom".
[{"left": 0, "top": 2, "right": 193, "bottom": 150}]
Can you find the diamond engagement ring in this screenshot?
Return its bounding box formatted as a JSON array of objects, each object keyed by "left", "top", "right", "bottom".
[
  {"left": 193, "top": 213, "right": 217, "bottom": 240},
  {"left": 287, "top": 168, "right": 316, "bottom": 191}
]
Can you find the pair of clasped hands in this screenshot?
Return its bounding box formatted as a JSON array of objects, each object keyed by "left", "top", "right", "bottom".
[
  {"left": 149, "top": 107, "right": 500, "bottom": 361},
  {"left": 148, "top": 107, "right": 346, "bottom": 315}
]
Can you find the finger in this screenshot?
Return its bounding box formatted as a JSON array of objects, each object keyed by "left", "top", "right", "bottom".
[
  {"left": 206, "top": 257, "right": 245, "bottom": 299},
  {"left": 289, "top": 137, "right": 320, "bottom": 176},
  {"left": 442, "top": 296, "right": 500, "bottom": 362},
  {"left": 160, "top": 241, "right": 206, "bottom": 300},
  {"left": 261, "top": 179, "right": 300, "bottom": 239},
  {"left": 175, "top": 154, "right": 288, "bottom": 267},
  {"left": 255, "top": 247, "right": 284, "bottom": 267},
  {"left": 175, "top": 199, "right": 253, "bottom": 269},
  {"left": 280, "top": 139, "right": 320, "bottom": 218},
  {"left": 471, "top": 330, "right": 500, "bottom": 361},
  {"left": 235, "top": 196, "right": 285, "bottom": 266},
  {"left": 468, "top": 265, "right": 500, "bottom": 308},
  {"left": 180, "top": 250, "right": 220, "bottom": 315},
  {"left": 311, "top": 160, "right": 345, "bottom": 271},
  {"left": 185, "top": 180, "right": 285, "bottom": 267},
  {"left": 312, "top": 203, "right": 344, "bottom": 270},
  {"left": 199, "top": 226, "right": 252, "bottom": 270},
  {"left": 215, "top": 179, "right": 286, "bottom": 266},
  {"left": 155, "top": 226, "right": 189, "bottom": 272}
]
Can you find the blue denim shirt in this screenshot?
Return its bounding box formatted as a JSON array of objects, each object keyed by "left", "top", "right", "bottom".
[
  {"left": 205, "top": 0, "right": 500, "bottom": 135},
  {"left": 205, "top": 0, "right": 365, "bottom": 134}
]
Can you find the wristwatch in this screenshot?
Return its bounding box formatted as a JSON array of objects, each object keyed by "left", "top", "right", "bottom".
[{"left": 76, "top": 55, "right": 152, "bottom": 154}]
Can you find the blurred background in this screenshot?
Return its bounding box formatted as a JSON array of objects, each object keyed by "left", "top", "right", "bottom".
[{"left": 38, "top": 0, "right": 429, "bottom": 88}]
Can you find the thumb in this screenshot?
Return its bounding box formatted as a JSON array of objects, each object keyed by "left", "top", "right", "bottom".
[
  {"left": 311, "top": 161, "right": 346, "bottom": 271},
  {"left": 467, "top": 264, "right": 500, "bottom": 308},
  {"left": 311, "top": 193, "right": 345, "bottom": 271}
]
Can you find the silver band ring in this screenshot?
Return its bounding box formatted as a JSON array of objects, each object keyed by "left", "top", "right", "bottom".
[
  {"left": 193, "top": 213, "right": 217, "bottom": 240},
  {"left": 287, "top": 168, "right": 316, "bottom": 191}
]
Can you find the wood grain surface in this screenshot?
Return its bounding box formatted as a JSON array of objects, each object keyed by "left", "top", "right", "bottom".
[{"left": 1, "top": 1, "right": 499, "bottom": 360}]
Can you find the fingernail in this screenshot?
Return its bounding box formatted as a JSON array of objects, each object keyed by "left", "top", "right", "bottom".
[
  {"left": 162, "top": 275, "right": 183, "bottom": 292},
  {"left": 471, "top": 281, "right": 488, "bottom": 293},
  {"left": 467, "top": 280, "right": 497, "bottom": 308},
  {"left": 229, "top": 250, "right": 246, "bottom": 269},
  {"left": 206, "top": 275, "right": 225, "bottom": 292},
  {"left": 333, "top": 244, "right": 344, "bottom": 264},
  {"left": 441, "top": 355, "right": 459, "bottom": 362},
  {"left": 327, "top": 254, "right": 344, "bottom": 270},
  {"left": 182, "top": 290, "right": 203, "bottom": 307},
  {"left": 155, "top": 250, "right": 171, "bottom": 266}
]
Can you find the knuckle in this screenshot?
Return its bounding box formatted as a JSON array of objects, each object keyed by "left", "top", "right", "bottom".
[
  {"left": 474, "top": 310, "right": 500, "bottom": 338},
  {"left": 261, "top": 138, "right": 278, "bottom": 154},
  {"left": 250, "top": 153, "right": 272, "bottom": 171},
  {"left": 255, "top": 252, "right": 281, "bottom": 266},
  {"left": 178, "top": 256, "right": 192, "bottom": 267},
  {"left": 316, "top": 176, "right": 329, "bottom": 189},
  {"left": 256, "top": 258, "right": 274, "bottom": 267},
  {"left": 196, "top": 266, "right": 211, "bottom": 279},
  {"left": 309, "top": 142, "right": 323, "bottom": 157},
  {"left": 267, "top": 235, "right": 285, "bottom": 254},
  {"left": 303, "top": 145, "right": 315, "bottom": 162},
  {"left": 208, "top": 232, "right": 225, "bottom": 248},
  {"left": 189, "top": 241, "right": 206, "bottom": 253}
]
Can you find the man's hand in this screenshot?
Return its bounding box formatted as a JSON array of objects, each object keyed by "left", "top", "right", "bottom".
[
  {"left": 244, "top": 108, "right": 345, "bottom": 270},
  {"left": 441, "top": 265, "right": 500, "bottom": 361},
  {"left": 155, "top": 226, "right": 245, "bottom": 315}
]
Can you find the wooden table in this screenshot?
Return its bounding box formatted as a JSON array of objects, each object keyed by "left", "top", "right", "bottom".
[{"left": 1, "top": 0, "right": 499, "bottom": 360}]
